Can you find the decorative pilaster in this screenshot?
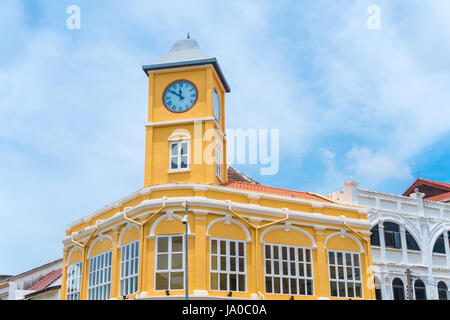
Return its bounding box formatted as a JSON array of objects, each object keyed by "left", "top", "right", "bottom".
[
  {"left": 110, "top": 228, "right": 120, "bottom": 299},
  {"left": 444, "top": 231, "right": 450, "bottom": 269},
  {"left": 378, "top": 222, "right": 386, "bottom": 262},
  {"left": 399, "top": 226, "right": 408, "bottom": 265},
  {"left": 314, "top": 227, "right": 329, "bottom": 299},
  {"left": 193, "top": 210, "right": 208, "bottom": 293}
]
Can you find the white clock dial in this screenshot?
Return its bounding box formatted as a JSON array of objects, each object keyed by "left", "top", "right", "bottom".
[{"left": 163, "top": 80, "right": 198, "bottom": 113}]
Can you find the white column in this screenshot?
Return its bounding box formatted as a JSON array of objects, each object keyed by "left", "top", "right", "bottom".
[
  {"left": 344, "top": 180, "right": 359, "bottom": 205},
  {"left": 380, "top": 274, "right": 388, "bottom": 300},
  {"left": 400, "top": 226, "right": 408, "bottom": 264},
  {"left": 444, "top": 231, "right": 450, "bottom": 268},
  {"left": 378, "top": 222, "right": 386, "bottom": 262}
]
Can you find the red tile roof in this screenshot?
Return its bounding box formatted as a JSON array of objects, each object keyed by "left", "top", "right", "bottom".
[
  {"left": 427, "top": 192, "right": 450, "bottom": 202},
  {"left": 403, "top": 178, "right": 450, "bottom": 196},
  {"left": 28, "top": 269, "right": 62, "bottom": 291},
  {"left": 224, "top": 181, "right": 333, "bottom": 203}
]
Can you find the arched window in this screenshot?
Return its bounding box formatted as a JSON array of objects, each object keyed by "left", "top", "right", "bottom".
[
  {"left": 414, "top": 279, "right": 427, "bottom": 300},
  {"left": 437, "top": 281, "right": 448, "bottom": 300},
  {"left": 433, "top": 231, "right": 450, "bottom": 254},
  {"left": 405, "top": 231, "right": 420, "bottom": 251},
  {"left": 370, "top": 225, "right": 380, "bottom": 246},
  {"left": 374, "top": 277, "right": 382, "bottom": 300},
  {"left": 384, "top": 222, "right": 401, "bottom": 249},
  {"left": 392, "top": 278, "right": 405, "bottom": 300}
]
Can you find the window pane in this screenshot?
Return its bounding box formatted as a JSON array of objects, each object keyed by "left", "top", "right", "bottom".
[
  {"left": 211, "top": 256, "right": 217, "bottom": 271},
  {"left": 265, "top": 245, "right": 271, "bottom": 259},
  {"left": 172, "top": 236, "right": 183, "bottom": 252},
  {"left": 273, "top": 277, "right": 281, "bottom": 294},
  {"left": 219, "top": 273, "right": 227, "bottom": 291},
  {"left": 230, "top": 274, "right": 237, "bottom": 291},
  {"left": 171, "top": 157, "right": 178, "bottom": 169},
  {"left": 220, "top": 256, "right": 227, "bottom": 271},
  {"left": 171, "top": 143, "right": 178, "bottom": 156},
  {"left": 211, "top": 240, "right": 217, "bottom": 254},
  {"left": 330, "top": 281, "right": 337, "bottom": 296},
  {"left": 172, "top": 253, "right": 183, "bottom": 269},
  {"left": 156, "top": 272, "right": 169, "bottom": 290},
  {"left": 239, "top": 258, "right": 245, "bottom": 272},
  {"left": 170, "top": 272, "right": 183, "bottom": 290},
  {"left": 238, "top": 243, "right": 244, "bottom": 257},
  {"left": 338, "top": 282, "right": 346, "bottom": 297},
  {"left": 282, "top": 278, "right": 290, "bottom": 294},
  {"left": 282, "top": 247, "right": 288, "bottom": 260},
  {"left": 266, "top": 277, "right": 273, "bottom": 293},
  {"left": 355, "top": 283, "right": 362, "bottom": 298},
  {"left": 230, "top": 242, "right": 236, "bottom": 256},
  {"left": 299, "top": 279, "right": 305, "bottom": 295},
  {"left": 181, "top": 142, "right": 188, "bottom": 155},
  {"left": 265, "top": 260, "right": 271, "bottom": 274},
  {"left": 158, "top": 237, "right": 168, "bottom": 253},
  {"left": 328, "top": 251, "right": 335, "bottom": 264},
  {"left": 230, "top": 257, "right": 236, "bottom": 271},
  {"left": 238, "top": 275, "right": 245, "bottom": 292},
  {"left": 220, "top": 241, "right": 226, "bottom": 254},
  {"left": 157, "top": 254, "right": 168, "bottom": 270},
  {"left": 211, "top": 273, "right": 218, "bottom": 290},
  {"left": 181, "top": 155, "right": 188, "bottom": 168},
  {"left": 290, "top": 278, "right": 297, "bottom": 295},
  {"left": 305, "top": 249, "right": 311, "bottom": 262}
]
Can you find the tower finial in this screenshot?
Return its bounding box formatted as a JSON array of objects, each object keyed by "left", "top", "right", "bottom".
[{"left": 187, "top": 32, "right": 190, "bottom": 39}]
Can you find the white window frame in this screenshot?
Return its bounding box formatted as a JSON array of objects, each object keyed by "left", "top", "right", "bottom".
[
  {"left": 169, "top": 140, "right": 190, "bottom": 172},
  {"left": 209, "top": 238, "right": 247, "bottom": 292},
  {"left": 328, "top": 250, "right": 363, "bottom": 299},
  {"left": 154, "top": 235, "right": 185, "bottom": 291},
  {"left": 264, "top": 244, "right": 314, "bottom": 296},
  {"left": 120, "top": 240, "right": 139, "bottom": 297},
  {"left": 88, "top": 250, "right": 112, "bottom": 300},
  {"left": 66, "top": 262, "right": 82, "bottom": 300}
]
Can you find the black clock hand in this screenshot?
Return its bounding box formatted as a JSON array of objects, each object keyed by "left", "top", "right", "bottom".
[
  {"left": 169, "top": 90, "right": 181, "bottom": 98},
  {"left": 179, "top": 88, "right": 184, "bottom": 100}
]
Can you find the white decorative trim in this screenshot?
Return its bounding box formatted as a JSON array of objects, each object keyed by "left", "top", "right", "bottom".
[
  {"left": 325, "top": 231, "right": 365, "bottom": 253},
  {"left": 167, "top": 129, "right": 191, "bottom": 141},
  {"left": 146, "top": 117, "right": 215, "bottom": 128},
  {"left": 148, "top": 211, "right": 191, "bottom": 237},
  {"left": 206, "top": 217, "right": 251, "bottom": 242},
  {"left": 86, "top": 234, "right": 113, "bottom": 258},
  {"left": 66, "top": 246, "right": 82, "bottom": 266},
  {"left": 64, "top": 196, "right": 370, "bottom": 245},
  {"left": 118, "top": 223, "right": 140, "bottom": 248},
  {"left": 66, "top": 183, "right": 369, "bottom": 231},
  {"left": 259, "top": 225, "right": 317, "bottom": 249}
]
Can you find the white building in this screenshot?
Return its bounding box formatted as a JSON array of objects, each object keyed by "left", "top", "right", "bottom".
[
  {"left": 328, "top": 180, "right": 450, "bottom": 300},
  {"left": 0, "top": 259, "right": 62, "bottom": 300}
]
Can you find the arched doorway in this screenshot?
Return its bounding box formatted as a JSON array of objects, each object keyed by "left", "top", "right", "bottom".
[
  {"left": 414, "top": 279, "right": 427, "bottom": 300},
  {"left": 437, "top": 281, "right": 448, "bottom": 300},
  {"left": 392, "top": 278, "right": 405, "bottom": 300}
]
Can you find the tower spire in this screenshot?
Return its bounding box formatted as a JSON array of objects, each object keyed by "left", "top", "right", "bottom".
[{"left": 187, "top": 32, "right": 190, "bottom": 39}]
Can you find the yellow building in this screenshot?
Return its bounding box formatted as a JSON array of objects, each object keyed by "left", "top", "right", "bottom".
[{"left": 60, "top": 38, "right": 375, "bottom": 300}]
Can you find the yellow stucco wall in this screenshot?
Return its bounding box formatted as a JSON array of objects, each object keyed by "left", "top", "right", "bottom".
[{"left": 61, "top": 186, "right": 375, "bottom": 301}]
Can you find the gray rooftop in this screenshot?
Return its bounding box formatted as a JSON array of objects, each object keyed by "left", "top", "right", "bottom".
[{"left": 142, "top": 38, "right": 230, "bottom": 92}]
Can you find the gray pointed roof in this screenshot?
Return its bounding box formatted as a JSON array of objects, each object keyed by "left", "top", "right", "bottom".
[{"left": 143, "top": 38, "right": 230, "bottom": 92}]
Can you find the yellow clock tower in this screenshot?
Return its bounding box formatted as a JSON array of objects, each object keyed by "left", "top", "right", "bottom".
[
  {"left": 61, "top": 37, "right": 375, "bottom": 301},
  {"left": 142, "top": 38, "right": 230, "bottom": 186}
]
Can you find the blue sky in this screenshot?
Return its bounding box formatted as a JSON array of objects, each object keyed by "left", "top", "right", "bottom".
[{"left": 1, "top": 0, "right": 449, "bottom": 274}]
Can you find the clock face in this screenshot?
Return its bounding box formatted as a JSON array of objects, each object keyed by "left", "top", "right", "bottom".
[
  {"left": 163, "top": 80, "right": 198, "bottom": 113},
  {"left": 213, "top": 88, "right": 220, "bottom": 122}
]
